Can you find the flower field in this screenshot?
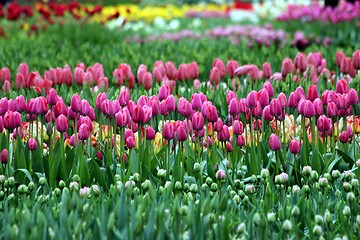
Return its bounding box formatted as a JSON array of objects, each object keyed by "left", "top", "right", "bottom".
[{"left": 0, "top": 1, "right": 360, "bottom": 239}]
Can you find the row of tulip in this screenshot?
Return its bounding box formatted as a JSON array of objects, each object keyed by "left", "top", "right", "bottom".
[{"left": 0, "top": 51, "right": 358, "bottom": 189}]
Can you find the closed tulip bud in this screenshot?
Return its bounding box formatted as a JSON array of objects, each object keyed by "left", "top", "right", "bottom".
[
  {"left": 205, "top": 105, "right": 218, "bottom": 123},
  {"left": 56, "top": 114, "right": 68, "bottom": 133},
  {"left": 2, "top": 80, "right": 11, "bottom": 93},
  {"left": 336, "top": 51, "right": 345, "bottom": 68},
  {"left": 226, "top": 60, "right": 238, "bottom": 78},
  {"left": 217, "top": 125, "right": 230, "bottom": 142},
  {"left": 165, "top": 61, "right": 177, "bottom": 80},
  {"left": 269, "top": 133, "right": 281, "bottom": 151},
  {"left": 1, "top": 149, "right": 8, "bottom": 164},
  {"left": 232, "top": 120, "right": 244, "bottom": 135},
  {"left": 78, "top": 123, "right": 90, "bottom": 141},
  {"left": 46, "top": 89, "right": 58, "bottom": 106},
  {"left": 262, "top": 105, "right": 273, "bottom": 121},
  {"left": 237, "top": 135, "right": 246, "bottom": 147},
  {"left": 262, "top": 81, "right": 274, "bottom": 98},
  {"left": 352, "top": 50, "right": 360, "bottom": 70},
  {"left": 257, "top": 89, "right": 269, "bottom": 107},
  {"left": 15, "top": 95, "right": 26, "bottom": 113},
  {"left": 192, "top": 112, "right": 204, "bottom": 131},
  {"left": 27, "top": 138, "right": 38, "bottom": 151},
  {"left": 70, "top": 94, "right": 81, "bottom": 113},
  {"left": 294, "top": 52, "right": 308, "bottom": 72},
  {"left": 270, "top": 98, "right": 282, "bottom": 117},
  {"left": 176, "top": 125, "right": 188, "bottom": 141},
  {"left": 209, "top": 67, "right": 221, "bottom": 86},
  {"left": 339, "top": 131, "right": 349, "bottom": 143},
  {"left": 143, "top": 72, "right": 153, "bottom": 90},
  {"left": 347, "top": 88, "right": 359, "bottom": 105},
  {"left": 145, "top": 126, "right": 155, "bottom": 140},
  {"left": 313, "top": 98, "right": 323, "bottom": 116},
  {"left": 165, "top": 95, "right": 176, "bottom": 112},
  {"left": 125, "top": 136, "right": 136, "bottom": 149},
  {"left": 225, "top": 141, "right": 233, "bottom": 152},
  {"left": 336, "top": 79, "right": 349, "bottom": 94},
  {"left": 216, "top": 169, "right": 226, "bottom": 181},
  {"left": 340, "top": 57, "right": 352, "bottom": 75},
  {"left": 307, "top": 85, "right": 319, "bottom": 102},
  {"left": 228, "top": 98, "right": 239, "bottom": 116},
  {"left": 158, "top": 85, "right": 170, "bottom": 101},
  {"left": 303, "top": 100, "right": 316, "bottom": 118},
  {"left": 289, "top": 139, "right": 300, "bottom": 154},
  {"left": 277, "top": 92, "right": 287, "bottom": 109},
  {"left": 327, "top": 102, "right": 338, "bottom": 118},
  {"left": 245, "top": 91, "right": 257, "bottom": 109},
  {"left": 317, "top": 115, "right": 331, "bottom": 132},
  {"left": 262, "top": 62, "right": 272, "bottom": 79},
  {"left": 163, "top": 122, "right": 174, "bottom": 140},
  {"left": 281, "top": 58, "right": 293, "bottom": 78},
  {"left": 132, "top": 105, "right": 145, "bottom": 124}
]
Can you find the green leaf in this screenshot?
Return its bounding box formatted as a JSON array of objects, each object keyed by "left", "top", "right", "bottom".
[
  {"left": 88, "top": 159, "right": 106, "bottom": 189},
  {"left": 13, "top": 168, "right": 33, "bottom": 184},
  {"left": 336, "top": 149, "right": 354, "bottom": 164}
]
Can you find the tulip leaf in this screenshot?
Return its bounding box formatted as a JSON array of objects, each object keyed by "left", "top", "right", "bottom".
[
  {"left": 13, "top": 168, "right": 33, "bottom": 184},
  {"left": 336, "top": 149, "right": 354, "bottom": 164},
  {"left": 88, "top": 159, "right": 106, "bottom": 189}
]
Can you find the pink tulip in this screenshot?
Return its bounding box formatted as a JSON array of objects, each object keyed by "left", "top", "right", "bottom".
[
  {"left": 245, "top": 91, "right": 257, "bottom": 109},
  {"left": 347, "top": 88, "right": 359, "bottom": 105},
  {"left": 192, "top": 112, "right": 204, "bottom": 131},
  {"left": 163, "top": 122, "right": 175, "bottom": 140},
  {"left": 217, "top": 125, "right": 230, "bottom": 142},
  {"left": 176, "top": 124, "right": 188, "bottom": 141},
  {"left": 132, "top": 105, "right": 145, "bottom": 124},
  {"left": 262, "top": 62, "right": 272, "bottom": 79},
  {"left": 281, "top": 58, "right": 293, "bottom": 78},
  {"left": 336, "top": 51, "right": 345, "bottom": 68},
  {"left": 263, "top": 105, "right": 273, "bottom": 121},
  {"left": 317, "top": 115, "right": 331, "bottom": 133},
  {"left": 270, "top": 98, "right": 282, "bottom": 117},
  {"left": 327, "top": 102, "right": 338, "bottom": 118},
  {"left": 158, "top": 85, "right": 170, "bottom": 101},
  {"left": 1, "top": 149, "right": 8, "bottom": 164},
  {"left": 118, "top": 89, "right": 130, "bottom": 107},
  {"left": 269, "top": 133, "right": 281, "bottom": 151},
  {"left": 54, "top": 101, "right": 68, "bottom": 118},
  {"left": 294, "top": 52, "right": 308, "bottom": 72},
  {"left": 165, "top": 61, "right": 177, "bottom": 80},
  {"left": 78, "top": 123, "right": 90, "bottom": 141},
  {"left": 126, "top": 136, "right": 136, "bottom": 148},
  {"left": 228, "top": 98, "right": 240, "bottom": 116},
  {"left": 263, "top": 81, "right": 274, "bottom": 98},
  {"left": 15, "top": 95, "right": 27, "bottom": 112},
  {"left": 209, "top": 67, "right": 221, "bottom": 86},
  {"left": 289, "top": 139, "right": 300, "bottom": 154},
  {"left": 336, "top": 79, "right": 349, "bottom": 94},
  {"left": 226, "top": 60, "right": 239, "bottom": 78},
  {"left": 143, "top": 72, "right": 153, "bottom": 90},
  {"left": 145, "top": 126, "right": 155, "bottom": 140},
  {"left": 352, "top": 50, "right": 360, "bottom": 70},
  {"left": 232, "top": 120, "right": 244, "bottom": 135},
  {"left": 237, "top": 135, "right": 246, "bottom": 147},
  {"left": 340, "top": 57, "right": 352, "bottom": 75},
  {"left": 28, "top": 138, "right": 38, "bottom": 151},
  {"left": 56, "top": 114, "right": 68, "bottom": 133}
]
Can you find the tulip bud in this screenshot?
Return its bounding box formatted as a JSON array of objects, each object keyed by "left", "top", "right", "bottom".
[
  {"left": 1, "top": 149, "right": 8, "bottom": 164},
  {"left": 27, "top": 138, "right": 38, "bottom": 151},
  {"left": 245, "top": 91, "right": 257, "bottom": 109},
  {"left": 336, "top": 51, "right": 345, "bottom": 68},
  {"left": 281, "top": 58, "right": 293, "bottom": 78},
  {"left": 352, "top": 50, "right": 360, "bottom": 70},
  {"left": 70, "top": 94, "right": 82, "bottom": 113},
  {"left": 262, "top": 62, "right": 272, "bottom": 79},
  {"left": 289, "top": 139, "right": 300, "bottom": 154},
  {"left": 56, "top": 114, "right": 68, "bottom": 133},
  {"left": 269, "top": 134, "right": 281, "bottom": 151}
]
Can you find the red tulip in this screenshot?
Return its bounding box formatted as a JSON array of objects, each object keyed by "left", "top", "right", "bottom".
[
  {"left": 269, "top": 133, "right": 281, "bottom": 151},
  {"left": 317, "top": 115, "right": 331, "bottom": 133},
  {"left": 54, "top": 101, "right": 68, "bottom": 118}
]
